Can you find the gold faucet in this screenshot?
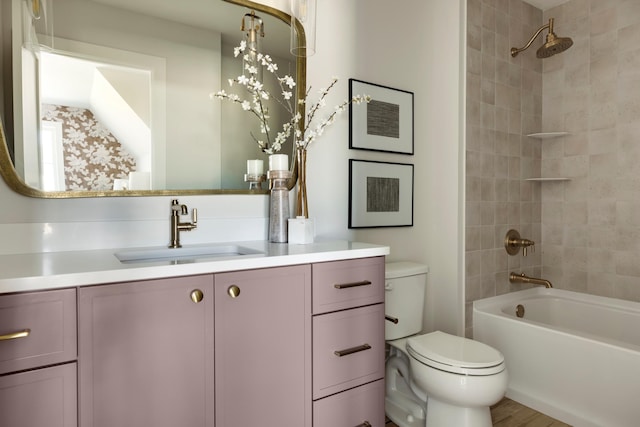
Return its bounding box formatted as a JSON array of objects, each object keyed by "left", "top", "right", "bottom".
[
  {"left": 169, "top": 199, "right": 197, "bottom": 248},
  {"left": 505, "top": 229, "right": 535, "bottom": 256},
  {"left": 509, "top": 272, "right": 553, "bottom": 288}
]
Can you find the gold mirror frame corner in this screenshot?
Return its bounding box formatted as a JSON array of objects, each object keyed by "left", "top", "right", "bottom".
[{"left": 0, "top": 0, "right": 305, "bottom": 199}]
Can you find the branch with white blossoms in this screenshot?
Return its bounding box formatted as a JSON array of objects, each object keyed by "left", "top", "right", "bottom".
[
  {"left": 213, "top": 41, "right": 370, "bottom": 155},
  {"left": 212, "top": 40, "right": 298, "bottom": 155},
  {"left": 294, "top": 78, "right": 371, "bottom": 150}
]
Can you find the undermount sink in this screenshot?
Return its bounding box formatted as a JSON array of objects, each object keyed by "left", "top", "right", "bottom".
[{"left": 115, "top": 244, "right": 264, "bottom": 263}]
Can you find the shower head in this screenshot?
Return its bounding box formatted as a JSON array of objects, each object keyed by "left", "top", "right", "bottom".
[
  {"left": 536, "top": 32, "right": 573, "bottom": 58},
  {"left": 511, "top": 18, "right": 573, "bottom": 58}
]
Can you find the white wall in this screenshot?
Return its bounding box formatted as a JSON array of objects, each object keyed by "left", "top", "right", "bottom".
[
  {"left": 356, "top": 0, "right": 465, "bottom": 335},
  {"left": 0, "top": 0, "right": 466, "bottom": 334},
  {"left": 295, "top": 0, "right": 466, "bottom": 334}
]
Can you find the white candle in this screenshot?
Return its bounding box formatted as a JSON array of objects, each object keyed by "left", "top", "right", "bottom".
[
  {"left": 269, "top": 154, "right": 288, "bottom": 171},
  {"left": 247, "top": 159, "right": 264, "bottom": 175}
]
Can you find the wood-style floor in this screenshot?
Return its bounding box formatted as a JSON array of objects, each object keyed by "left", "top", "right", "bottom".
[{"left": 386, "top": 397, "right": 572, "bottom": 427}]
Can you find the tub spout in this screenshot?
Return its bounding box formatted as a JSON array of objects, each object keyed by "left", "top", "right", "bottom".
[{"left": 510, "top": 272, "right": 553, "bottom": 288}]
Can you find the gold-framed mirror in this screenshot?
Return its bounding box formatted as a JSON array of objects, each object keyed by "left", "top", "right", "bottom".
[{"left": 0, "top": 0, "right": 305, "bottom": 198}]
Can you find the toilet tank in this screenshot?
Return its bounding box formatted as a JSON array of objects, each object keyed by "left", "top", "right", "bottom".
[{"left": 385, "top": 262, "right": 429, "bottom": 340}]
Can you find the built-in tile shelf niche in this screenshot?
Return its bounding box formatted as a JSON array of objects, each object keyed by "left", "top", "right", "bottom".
[
  {"left": 527, "top": 132, "right": 569, "bottom": 139},
  {"left": 525, "top": 132, "right": 571, "bottom": 182}
]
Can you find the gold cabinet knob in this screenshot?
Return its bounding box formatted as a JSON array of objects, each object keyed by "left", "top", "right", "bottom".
[
  {"left": 190, "top": 289, "right": 204, "bottom": 303},
  {"left": 227, "top": 285, "right": 241, "bottom": 298}
]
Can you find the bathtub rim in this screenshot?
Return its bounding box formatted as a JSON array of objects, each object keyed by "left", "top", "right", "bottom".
[{"left": 473, "top": 287, "right": 640, "bottom": 354}]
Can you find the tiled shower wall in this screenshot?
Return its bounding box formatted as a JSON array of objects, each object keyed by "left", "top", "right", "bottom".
[
  {"left": 466, "top": 0, "right": 640, "bottom": 336},
  {"left": 540, "top": 0, "right": 640, "bottom": 301},
  {"left": 465, "top": 0, "right": 544, "bottom": 336}
]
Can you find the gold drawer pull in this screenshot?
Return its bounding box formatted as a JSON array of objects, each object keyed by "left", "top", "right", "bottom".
[
  {"left": 385, "top": 315, "right": 399, "bottom": 324},
  {"left": 355, "top": 422, "right": 371, "bottom": 427},
  {"left": 334, "top": 343, "right": 371, "bottom": 357},
  {"left": 0, "top": 329, "right": 31, "bottom": 341},
  {"left": 334, "top": 280, "right": 372, "bottom": 289}
]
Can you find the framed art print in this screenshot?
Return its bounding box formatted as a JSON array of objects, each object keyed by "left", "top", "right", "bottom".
[
  {"left": 349, "top": 79, "right": 414, "bottom": 155},
  {"left": 348, "top": 159, "right": 414, "bottom": 228}
]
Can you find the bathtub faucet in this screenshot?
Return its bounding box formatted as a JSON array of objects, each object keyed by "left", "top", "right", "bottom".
[{"left": 509, "top": 272, "right": 553, "bottom": 288}]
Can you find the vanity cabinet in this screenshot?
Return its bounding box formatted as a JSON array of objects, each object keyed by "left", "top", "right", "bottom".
[
  {"left": 0, "top": 289, "right": 77, "bottom": 427},
  {"left": 311, "top": 256, "right": 386, "bottom": 427},
  {"left": 2, "top": 251, "right": 385, "bottom": 427},
  {"left": 78, "top": 266, "right": 313, "bottom": 427},
  {"left": 214, "top": 265, "right": 312, "bottom": 427},
  {"left": 78, "top": 275, "right": 215, "bottom": 427}
]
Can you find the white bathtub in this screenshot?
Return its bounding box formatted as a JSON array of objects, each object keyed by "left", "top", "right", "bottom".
[{"left": 473, "top": 288, "right": 640, "bottom": 427}]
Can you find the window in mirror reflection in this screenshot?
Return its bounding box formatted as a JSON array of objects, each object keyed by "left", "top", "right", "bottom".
[
  {"left": 39, "top": 120, "right": 65, "bottom": 191},
  {"left": 36, "top": 51, "right": 151, "bottom": 191}
]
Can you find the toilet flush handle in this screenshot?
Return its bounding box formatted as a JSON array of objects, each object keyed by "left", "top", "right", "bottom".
[{"left": 385, "top": 315, "right": 399, "bottom": 324}]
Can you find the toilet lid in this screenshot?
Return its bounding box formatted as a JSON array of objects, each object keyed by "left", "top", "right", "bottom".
[{"left": 406, "top": 331, "right": 505, "bottom": 376}]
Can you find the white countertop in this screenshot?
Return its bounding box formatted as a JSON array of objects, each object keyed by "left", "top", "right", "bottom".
[{"left": 0, "top": 240, "right": 390, "bottom": 294}]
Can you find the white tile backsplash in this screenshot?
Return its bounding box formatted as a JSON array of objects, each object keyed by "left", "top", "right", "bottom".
[
  {"left": 0, "top": 195, "right": 271, "bottom": 255},
  {"left": 0, "top": 217, "right": 269, "bottom": 256}
]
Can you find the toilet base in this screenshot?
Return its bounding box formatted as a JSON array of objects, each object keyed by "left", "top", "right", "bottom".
[
  {"left": 426, "top": 399, "right": 492, "bottom": 427},
  {"left": 385, "top": 397, "right": 425, "bottom": 427},
  {"left": 385, "top": 348, "right": 427, "bottom": 427}
]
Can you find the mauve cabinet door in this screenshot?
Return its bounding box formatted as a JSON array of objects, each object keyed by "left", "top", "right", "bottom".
[
  {"left": 0, "top": 362, "right": 77, "bottom": 427},
  {"left": 79, "top": 275, "right": 214, "bottom": 427},
  {"left": 214, "top": 265, "right": 312, "bottom": 427}
]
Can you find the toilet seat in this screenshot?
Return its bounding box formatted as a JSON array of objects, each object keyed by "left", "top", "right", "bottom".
[{"left": 406, "top": 331, "right": 505, "bottom": 376}]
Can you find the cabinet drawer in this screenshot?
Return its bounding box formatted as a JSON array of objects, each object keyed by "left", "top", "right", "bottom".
[
  {"left": 312, "top": 256, "right": 384, "bottom": 314},
  {"left": 313, "top": 379, "right": 385, "bottom": 427},
  {"left": 0, "top": 289, "right": 77, "bottom": 374},
  {"left": 313, "top": 304, "right": 384, "bottom": 399},
  {"left": 0, "top": 362, "right": 77, "bottom": 427}
]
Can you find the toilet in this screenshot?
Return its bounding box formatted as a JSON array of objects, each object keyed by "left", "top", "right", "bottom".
[{"left": 385, "top": 262, "right": 507, "bottom": 427}]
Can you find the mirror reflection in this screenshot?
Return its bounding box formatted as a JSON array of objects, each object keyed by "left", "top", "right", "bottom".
[{"left": 0, "top": 0, "right": 301, "bottom": 195}]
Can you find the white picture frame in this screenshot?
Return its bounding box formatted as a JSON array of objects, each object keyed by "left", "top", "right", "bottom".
[
  {"left": 349, "top": 79, "right": 414, "bottom": 155},
  {"left": 348, "top": 159, "right": 414, "bottom": 228}
]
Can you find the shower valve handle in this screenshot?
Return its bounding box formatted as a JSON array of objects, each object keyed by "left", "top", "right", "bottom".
[{"left": 505, "top": 229, "right": 535, "bottom": 256}]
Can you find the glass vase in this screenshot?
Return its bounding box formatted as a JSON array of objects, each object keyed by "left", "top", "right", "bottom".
[
  {"left": 295, "top": 147, "right": 308, "bottom": 218},
  {"left": 267, "top": 170, "right": 292, "bottom": 243}
]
